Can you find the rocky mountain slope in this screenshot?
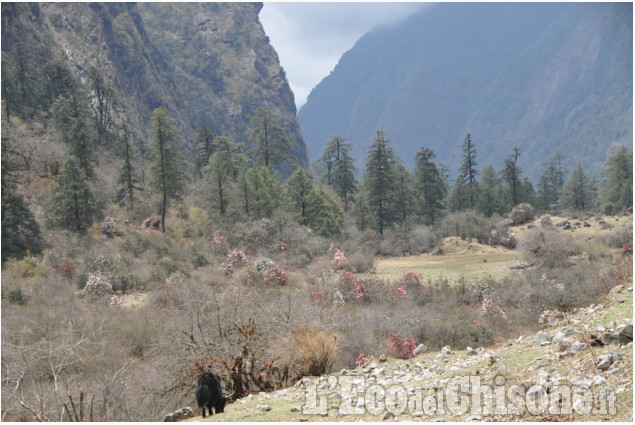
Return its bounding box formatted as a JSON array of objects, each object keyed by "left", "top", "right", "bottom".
[
  {"left": 299, "top": 3, "right": 632, "bottom": 180},
  {"left": 189, "top": 283, "right": 633, "bottom": 422},
  {"left": 1, "top": 2, "right": 307, "bottom": 166}
]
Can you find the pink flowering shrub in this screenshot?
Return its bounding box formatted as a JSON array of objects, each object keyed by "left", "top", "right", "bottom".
[
  {"left": 509, "top": 203, "right": 534, "bottom": 225},
  {"left": 355, "top": 352, "right": 373, "bottom": 368},
  {"left": 481, "top": 229, "right": 516, "bottom": 249},
  {"left": 308, "top": 291, "right": 328, "bottom": 307},
  {"left": 388, "top": 286, "right": 408, "bottom": 303},
  {"left": 155, "top": 288, "right": 181, "bottom": 309},
  {"left": 479, "top": 298, "right": 510, "bottom": 333},
  {"left": 340, "top": 271, "right": 369, "bottom": 303},
  {"left": 387, "top": 333, "right": 417, "bottom": 360},
  {"left": 213, "top": 234, "right": 227, "bottom": 245},
  {"left": 331, "top": 248, "right": 349, "bottom": 270},
  {"left": 401, "top": 270, "right": 422, "bottom": 287},
  {"left": 227, "top": 249, "right": 248, "bottom": 265},
  {"left": 264, "top": 266, "right": 287, "bottom": 286},
  {"left": 110, "top": 295, "right": 123, "bottom": 309}
]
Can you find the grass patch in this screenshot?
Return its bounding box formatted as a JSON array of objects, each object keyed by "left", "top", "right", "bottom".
[{"left": 376, "top": 251, "right": 517, "bottom": 282}]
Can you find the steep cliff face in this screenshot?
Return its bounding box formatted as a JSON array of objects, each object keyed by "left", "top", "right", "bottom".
[
  {"left": 299, "top": 3, "right": 632, "bottom": 179},
  {"left": 1, "top": 2, "right": 307, "bottom": 166}
]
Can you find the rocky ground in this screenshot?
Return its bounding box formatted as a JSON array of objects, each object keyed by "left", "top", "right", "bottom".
[{"left": 183, "top": 280, "right": 632, "bottom": 422}]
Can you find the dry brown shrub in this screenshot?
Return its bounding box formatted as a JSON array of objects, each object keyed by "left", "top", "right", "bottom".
[
  {"left": 281, "top": 326, "right": 338, "bottom": 380},
  {"left": 518, "top": 226, "right": 581, "bottom": 268}
]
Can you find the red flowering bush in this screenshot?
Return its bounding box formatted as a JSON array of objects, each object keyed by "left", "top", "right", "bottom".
[
  {"left": 264, "top": 266, "right": 287, "bottom": 286},
  {"left": 387, "top": 333, "right": 417, "bottom": 360},
  {"left": 59, "top": 257, "right": 74, "bottom": 280}
]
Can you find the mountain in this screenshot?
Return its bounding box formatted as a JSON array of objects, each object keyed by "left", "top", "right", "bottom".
[
  {"left": 1, "top": 2, "right": 308, "bottom": 167},
  {"left": 298, "top": 3, "right": 632, "bottom": 180}
]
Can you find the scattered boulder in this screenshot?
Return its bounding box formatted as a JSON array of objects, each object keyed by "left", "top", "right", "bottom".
[
  {"left": 413, "top": 344, "right": 428, "bottom": 356},
  {"left": 551, "top": 332, "right": 565, "bottom": 344},
  {"left": 142, "top": 216, "right": 161, "bottom": 230},
  {"left": 556, "top": 338, "right": 573, "bottom": 352},
  {"left": 596, "top": 353, "right": 622, "bottom": 372},
  {"left": 164, "top": 407, "right": 194, "bottom": 422},
  {"left": 570, "top": 342, "right": 588, "bottom": 354},
  {"left": 619, "top": 324, "right": 633, "bottom": 346},
  {"left": 556, "top": 220, "right": 571, "bottom": 229},
  {"left": 256, "top": 404, "right": 272, "bottom": 412},
  {"left": 441, "top": 345, "right": 451, "bottom": 355},
  {"left": 533, "top": 332, "right": 551, "bottom": 345},
  {"left": 466, "top": 346, "right": 477, "bottom": 356},
  {"left": 602, "top": 332, "right": 620, "bottom": 345}
]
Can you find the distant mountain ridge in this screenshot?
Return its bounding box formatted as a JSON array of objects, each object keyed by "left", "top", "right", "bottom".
[
  {"left": 299, "top": 3, "right": 632, "bottom": 180},
  {"left": 1, "top": 2, "right": 308, "bottom": 167}
]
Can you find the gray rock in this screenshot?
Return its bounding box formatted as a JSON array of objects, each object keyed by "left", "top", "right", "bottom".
[
  {"left": 466, "top": 346, "right": 477, "bottom": 356},
  {"left": 596, "top": 352, "right": 622, "bottom": 371},
  {"left": 533, "top": 332, "right": 551, "bottom": 345},
  {"left": 299, "top": 418, "right": 308, "bottom": 422},
  {"left": 413, "top": 344, "right": 428, "bottom": 356},
  {"left": 256, "top": 405, "right": 272, "bottom": 412},
  {"left": 526, "top": 385, "right": 546, "bottom": 398},
  {"left": 557, "top": 338, "right": 573, "bottom": 352},
  {"left": 291, "top": 407, "right": 301, "bottom": 413},
  {"left": 569, "top": 376, "right": 592, "bottom": 388},
  {"left": 379, "top": 354, "right": 388, "bottom": 362},
  {"left": 570, "top": 342, "right": 588, "bottom": 354},
  {"left": 552, "top": 332, "right": 566, "bottom": 344},
  {"left": 441, "top": 345, "right": 452, "bottom": 354},
  {"left": 619, "top": 324, "right": 633, "bottom": 346},
  {"left": 383, "top": 411, "right": 395, "bottom": 420},
  {"left": 164, "top": 407, "right": 194, "bottom": 422}
]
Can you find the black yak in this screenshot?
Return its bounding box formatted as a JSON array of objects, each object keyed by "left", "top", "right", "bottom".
[{"left": 195, "top": 373, "right": 226, "bottom": 417}]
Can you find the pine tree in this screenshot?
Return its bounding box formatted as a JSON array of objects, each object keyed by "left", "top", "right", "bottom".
[
  {"left": 500, "top": 146, "right": 523, "bottom": 208},
  {"left": 365, "top": 130, "right": 399, "bottom": 235},
  {"left": 87, "top": 65, "right": 116, "bottom": 145},
  {"left": 537, "top": 152, "right": 567, "bottom": 211},
  {"left": 249, "top": 107, "right": 294, "bottom": 169},
  {"left": 319, "top": 136, "right": 357, "bottom": 209},
  {"left": 68, "top": 114, "right": 97, "bottom": 180},
  {"left": 213, "top": 135, "right": 246, "bottom": 181},
  {"left": 148, "top": 107, "right": 189, "bottom": 233},
  {"left": 236, "top": 166, "right": 281, "bottom": 219},
  {"left": 459, "top": 133, "right": 479, "bottom": 209},
  {"left": 48, "top": 155, "right": 100, "bottom": 232},
  {"left": 203, "top": 151, "right": 235, "bottom": 217},
  {"left": 306, "top": 186, "right": 344, "bottom": 237},
  {"left": 115, "top": 122, "right": 143, "bottom": 210},
  {"left": 602, "top": 147, "right": 632, "bottom": 210},
  {"left": 413, "top": 147, "right": 447, "bottom": 224},
  {"left": 285, "top": 168, "right": 314, "bottom": 226},
  {"left": 194, "top": 124, "right": 216, "bottom": 174},
  {"left": 1, "top": 137, "right": 43, "bottom": 261},
  {"left": 559, "top": 162, "right": 596, "bottom": 211},
  {"left": 477, "top": 165, "right": 504, "bottom": 217},
  {"left": 394, "top": 161, "right": 414, "bottom": 225}
]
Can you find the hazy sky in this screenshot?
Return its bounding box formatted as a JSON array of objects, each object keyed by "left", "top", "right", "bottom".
[{"left": 260, "top": 3, "right": 428, "bottom": 110}]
